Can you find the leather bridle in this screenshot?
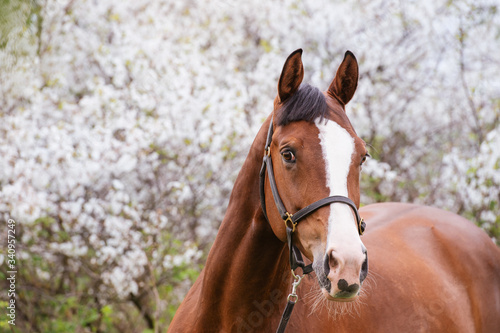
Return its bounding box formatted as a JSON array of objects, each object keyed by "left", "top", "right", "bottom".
[{"left": 258, "top": 117, "right": 366, "bottom": 333}]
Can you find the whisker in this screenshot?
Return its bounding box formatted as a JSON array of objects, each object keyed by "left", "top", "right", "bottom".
[{"left": 302, "top": 272, "right": 378, "bottom": 321}]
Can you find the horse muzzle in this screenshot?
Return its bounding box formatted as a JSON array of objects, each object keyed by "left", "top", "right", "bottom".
[{"left": 316, "top": 244, "right": 368, "bottom": 301}]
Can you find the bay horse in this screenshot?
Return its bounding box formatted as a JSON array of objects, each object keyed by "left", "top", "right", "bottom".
[{"left": 169, "top": 50, "right": 500, "bottom": 332}]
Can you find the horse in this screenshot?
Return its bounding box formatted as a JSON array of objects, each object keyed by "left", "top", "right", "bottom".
[{"left": 169, "top": 49, "right": 500, "bottom": 332}]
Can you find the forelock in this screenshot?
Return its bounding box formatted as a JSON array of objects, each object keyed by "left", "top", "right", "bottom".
[{"left": 276, "top": 84, "right": 327, "bottom": 126}]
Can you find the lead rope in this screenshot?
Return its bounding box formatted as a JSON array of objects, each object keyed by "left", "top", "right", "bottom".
[{"left": 276, "top": 270, "right": 303, "bottom": 333}]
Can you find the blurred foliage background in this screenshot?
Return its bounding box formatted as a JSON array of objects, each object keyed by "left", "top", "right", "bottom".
[{"left": 0, "top": 0, "right": 499, "bottom": 332}]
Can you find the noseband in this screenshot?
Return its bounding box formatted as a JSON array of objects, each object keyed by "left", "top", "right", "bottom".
[{"left": 259, "top": 117, "right": 366, "bottom": 333}]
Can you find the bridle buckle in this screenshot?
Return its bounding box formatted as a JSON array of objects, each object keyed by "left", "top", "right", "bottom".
[
  {"left": 283, "top": 212, "right": 296, "bottom": 232},
  {"left": 359, "top": 218, "right": 366, "bottom": 235}
]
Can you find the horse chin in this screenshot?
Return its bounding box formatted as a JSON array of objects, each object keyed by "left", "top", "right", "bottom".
[{"left": 321, "top": 288, "right": 359, "bottom": 302}]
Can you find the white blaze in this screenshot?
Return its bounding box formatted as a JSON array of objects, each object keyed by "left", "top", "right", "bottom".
[{"left": 315, "top": 118, "right": 362, "bottom": 255}]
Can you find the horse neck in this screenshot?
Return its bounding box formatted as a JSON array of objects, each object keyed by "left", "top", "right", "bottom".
[{"left": 196, "top": 117, "right": 291, "bottom": 330}]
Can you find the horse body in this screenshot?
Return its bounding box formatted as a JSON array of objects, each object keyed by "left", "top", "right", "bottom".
[
  {"left": 291, "top": 202, "right": 500, "bottom": 332},
  {"left": 169, "top": 50, "right": 500, "bottom": 332}
]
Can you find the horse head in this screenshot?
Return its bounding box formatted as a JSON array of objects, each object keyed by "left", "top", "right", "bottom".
[{"left": 263, "top": 49, "right": 368, "bottom": 301}]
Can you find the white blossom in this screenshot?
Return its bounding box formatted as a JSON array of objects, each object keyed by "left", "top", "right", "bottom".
[{"left": 0, "top": 0, "right": 498, "bottom": 314}]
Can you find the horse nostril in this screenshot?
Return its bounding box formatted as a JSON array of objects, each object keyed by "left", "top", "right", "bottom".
[
  {"left": 323, "top": 253, "right": 330, "bottom": 277},
  {"left": 327, "top": 249, "right": 341, "bottom": 270},
  {"left": 321, "top": 254, "right": 332, "bottom": 292},
  {"left": 324, "top": 250, "right": 341, "bottom": 277},
  {"left": 330, "top": 253, "right": 339, "bottom": 270},
  {"left": 360, "top": 252, "right": 368, "bottom": 283}
]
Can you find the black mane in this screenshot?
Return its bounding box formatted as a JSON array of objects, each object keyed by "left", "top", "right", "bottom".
[{"left": 276, "top": 84, "right": 327, "bottom": 126}]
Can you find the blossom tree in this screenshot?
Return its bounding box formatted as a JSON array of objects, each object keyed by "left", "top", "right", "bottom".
[{"left": 0, "top": 0, "right": 498, "bottom": 331}]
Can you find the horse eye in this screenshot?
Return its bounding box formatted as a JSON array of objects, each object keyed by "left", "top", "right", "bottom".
[
  {"left": 281, "top": 150, "right": 296, "bottom": 163},
  {"left": 360, "top": 153, "right": 370, "bottom": 165}
]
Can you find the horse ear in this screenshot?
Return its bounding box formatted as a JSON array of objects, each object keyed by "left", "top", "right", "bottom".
[
  {"left": 277, "top": 49, "right": 304, "bottom": 103},
  {"left": 328, "top": 51, "right": 358, "bottom": 106}
]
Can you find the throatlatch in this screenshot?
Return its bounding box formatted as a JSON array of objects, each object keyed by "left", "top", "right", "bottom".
[{"left": 258, "top": 116, "right": 366, "bottom": 333}]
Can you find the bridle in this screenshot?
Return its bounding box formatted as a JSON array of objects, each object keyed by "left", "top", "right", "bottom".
[{"left": 259, "top": 116, "right": 366, "bottom": 333}]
